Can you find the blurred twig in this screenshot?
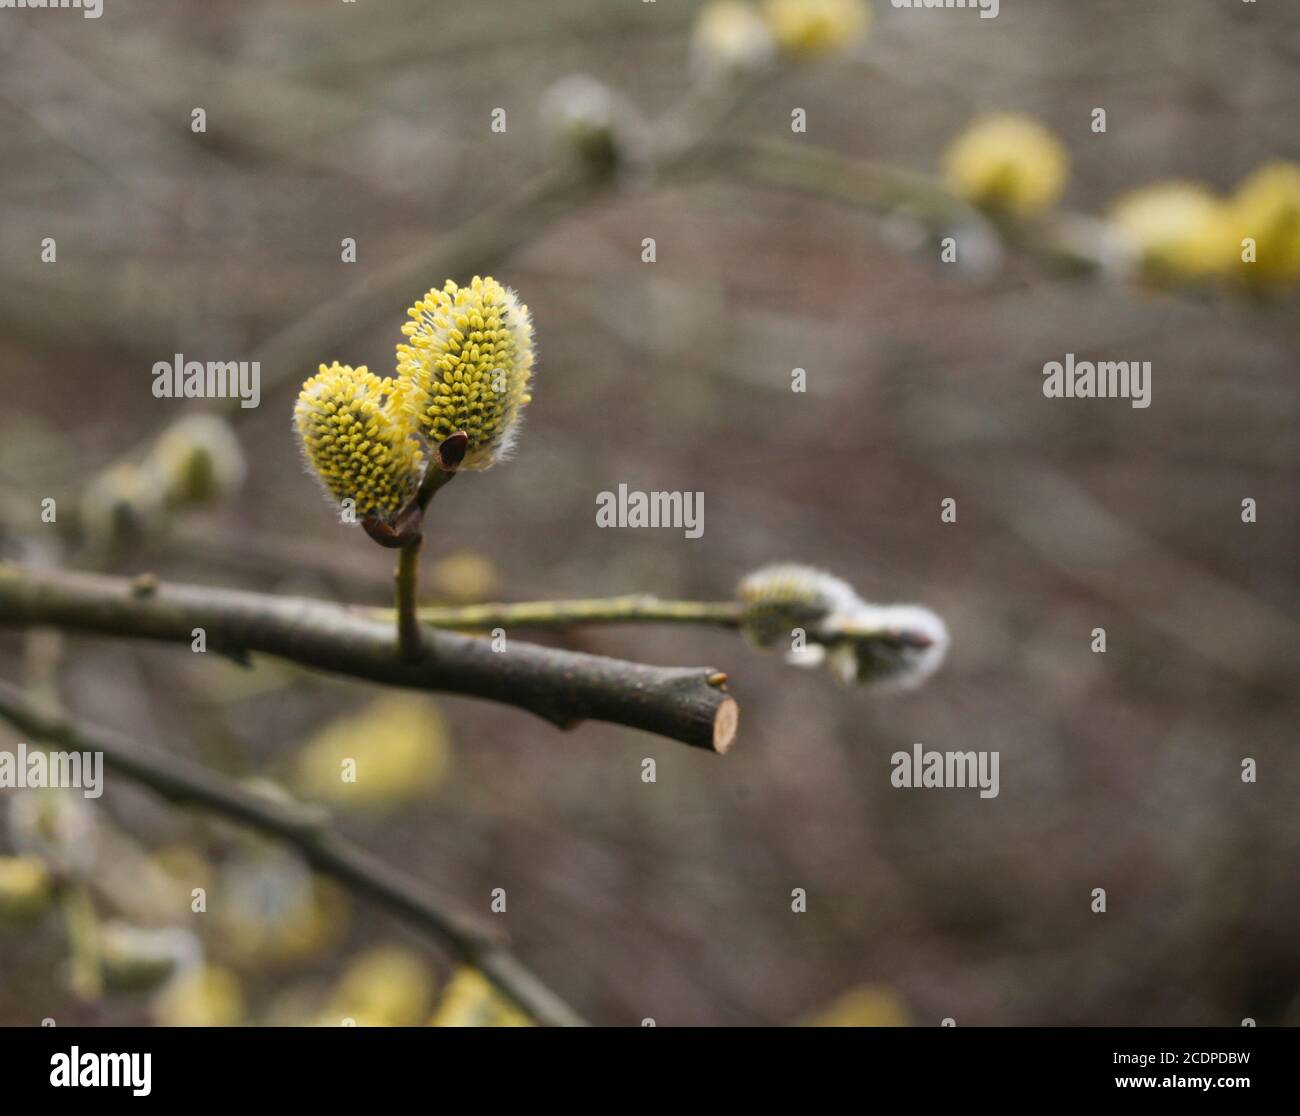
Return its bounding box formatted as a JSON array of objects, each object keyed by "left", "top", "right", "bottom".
[
  {"left": 225, "top": 169, "right": 598, "bottom": 413},
  {"left": 0, "top": 26, "right": 240, "bottom": 229},
  {"left": 0, "top": 564, "right": 740, "bottom": 754},
  {"left": 0, "top": 678, "right": 585, "bottom": 1027},
  {"left": 78, "top": 165, "right": 603, "bottom": 489},
  {"left": 83, "top": 54, "right": 771, "bottom": 484},
  {"left": 705, "top": 137, "right": 993, "bottom": 230},
  {"left": 695, "top": 137, "right": 1135, "bottom": 277},
  {"left": 917, "top": 455, "right": 1300, "bottom": 690}
]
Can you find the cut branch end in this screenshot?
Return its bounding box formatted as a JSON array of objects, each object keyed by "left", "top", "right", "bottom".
[{"left": 712, "top": 697, "right": 739, "bottom": 755}]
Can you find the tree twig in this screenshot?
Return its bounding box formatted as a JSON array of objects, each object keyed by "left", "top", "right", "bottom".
[
  {"left": 0, "top": 565, "right": 739, "bottom": 754},
  {"left": 395, "top": 595, "right": 743, "bottom": 631},
  {"left": 0, "top": 678, "right": 585, "bottom": 1027}
]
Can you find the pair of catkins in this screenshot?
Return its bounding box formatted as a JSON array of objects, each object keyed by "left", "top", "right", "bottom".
[
  {"left": 293, "top": 275, "right": 534, "bottom": 538},
  {"left": 294, "top": 277, "right": 947, "bottom": 690}
]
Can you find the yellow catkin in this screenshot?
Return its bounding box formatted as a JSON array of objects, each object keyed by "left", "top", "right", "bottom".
[
  {"left": 396, "top": 276, "right": 535, "bottom": 470},
  {"left": 737, "top": 562, "right": 862, "bottom": 647},
  {"left": 294, "top": 362, "right": 423, "bottom": 519}
]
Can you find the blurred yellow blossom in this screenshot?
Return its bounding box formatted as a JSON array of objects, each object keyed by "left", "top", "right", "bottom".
[
  {"left": 761, "top": 0, "right": 868, "bottom": 57},
  {"left": 79, "top": 462, "right": 165, "bottom": 549},
  {"left": 0, "top": 855, "right": 54, "bottom": 922},
  {"left": 150, "top": 415, "right": 246, "bottom": 507},
  {"left": 944, "top": 114, "right": 1068, "bottom": 217},
  {"left": 294, "top": 694, "right": 451, "bottom": 811},
  {"left": 1229, "top": 161, "right": 1300, "bottom": 282},
  {"left": 100, "top": 922, "right": 198, "bottom": 991},
  {"left": 152, "top": 965, "right": 245, "bottom": 1027},
  {"left": 430, "top": 550, "right": 499, "bottom": 603},
  {"left": 692, "top": 1, "right": 776, "bottom": 80},
  {"left": 800, "top": 984, "right": 910, "bottom": 1027},
  {"left": 327, "top": 945, "right": 435, "bottom": 1027},
  {"left": 215, "top": 851, "right": 348, "bottom": 965},
  {"left": 7, "top": 788, "right": 96, "bottom": 875},
  {"left": 428, "top": 967, "right": 533, "bottom": 1027},
  {"left": 1110, "top": 181, "right": 1236, "bottom": 281}
]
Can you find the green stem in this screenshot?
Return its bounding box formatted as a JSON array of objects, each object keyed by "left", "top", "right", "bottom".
[
  {"left": 395, "top": 538, "right": 423, "bottom": 660},
  {"left": 397, "top": 596, "right": 743, "bottom": 631},
  {"left": 394, "top": 442, "right": 463, "bottom": 660},
  {"left": 416, "top": 455, "right": 459, "bottom": 512}
]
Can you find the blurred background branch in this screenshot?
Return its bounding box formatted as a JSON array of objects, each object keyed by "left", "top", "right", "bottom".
[{"left": 0, "top": 678, "right": 585, "bottom": 1026}]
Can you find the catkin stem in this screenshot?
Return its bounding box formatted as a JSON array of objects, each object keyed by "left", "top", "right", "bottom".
[{"left": 395, "top": 537, "right": 423, "bottom": 660}]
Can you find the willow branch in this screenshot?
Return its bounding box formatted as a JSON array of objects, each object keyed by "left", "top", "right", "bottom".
[
  {"left": 0, "top": 678, "right": 584, "bottom": 1027},
  {"left": 697, "top": 137, "right": 1127, "bottom": 276},
  {"left": 0, "top": 565, "right": 739, "bottom": 754}
]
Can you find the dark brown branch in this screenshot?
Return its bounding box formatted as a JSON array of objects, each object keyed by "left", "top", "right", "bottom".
[
  {"left": 0, "top": 565, "right": 739, "bottom": 754},
  {"left": 0, "top": 678, "right": 584, "bottom": 1027}
]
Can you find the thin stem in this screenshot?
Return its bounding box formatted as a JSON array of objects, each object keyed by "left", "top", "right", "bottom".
[
  {"left": 393, "top": 436, "right": 463, "bottom": 659},
  {"left": 395, "top": 537, "right": 423, "bottom": 660},
  {"left": 416, "top": 450, "right": 461, "bottom": 512},
  {"left": 394, "top": 596, "right": 743, "bottom": 631},
  {"left": 0, "top": 679, "right": 586, "bottom": 1027}
]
